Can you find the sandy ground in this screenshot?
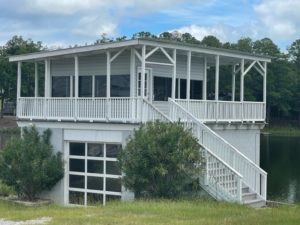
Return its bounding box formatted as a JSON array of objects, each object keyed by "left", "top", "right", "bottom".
[
  {"left": 0, "top": 217, "right": 51, "bottom": 225},
  {"left": 0, "top": 116, "right": 17, "bottom": 129}
]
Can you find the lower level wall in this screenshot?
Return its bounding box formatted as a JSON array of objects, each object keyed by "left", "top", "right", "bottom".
[
  {"left": 17, "top": 121, "right": 138, "bottom": 205},
  {"left": 17, "top": 121, "right": 263, "bottom": 205},
  {"left": 207, "top": 123, "right": 263, "bottom": 165}
]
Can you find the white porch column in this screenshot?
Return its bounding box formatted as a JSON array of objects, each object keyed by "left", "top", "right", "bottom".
[
  {"left": 202, "top": 57, "right": 207, "bottom": 100},
  {"left": 240, "top": 59, "right": 245, "bottom": 102},
  {"left": 74, "top": 56, "right": 79, "bottom": 98},
  {"left": 263, "top": 62, "right": 267, "bottom": 103},
  {"left": 17, "top": 61, "right": 22, "bottom": 98},
  {"left": 231, "top": 64, "right": 236, "bottom": 101},
  {"left": 186, "top": 51, "right": 191, "bottom": 100},
  {"left": 215, "top": 55, "right": 219, "bottom": 101},
  {"left": 171, "top": 49, "right": 177, "bottom": 99},
  {"left": 141, "top": 45, "right": 146, "bottom": 98},
  {"left": 44, "top": 59, "right": 51, "bottom": 97},
  {"left": 34, "top": 62, "right": 38, "bottom": 97},
  {"left": 130, "top": 48, "right": 136, "bottom": 98},
  {"left": 106, "top": 51, "right": 111, "bottom": 98}
]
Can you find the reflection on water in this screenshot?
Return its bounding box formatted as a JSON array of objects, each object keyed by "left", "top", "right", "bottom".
[{"left": 260, "top": 135, "right": 300, "bottom": 203}]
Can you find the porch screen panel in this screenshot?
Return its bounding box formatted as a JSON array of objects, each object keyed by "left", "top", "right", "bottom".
[
  {"left": 52, "top": 76, "right": 70, "bottom": 97},
  {"left": 153, "top": 76, "right": 172, "bottom": 101},
  {"left": 111, "top": 75, "right": 130, "bottom": 97},
  {"left": 79, "top": 76, "right": 92, "bottom": 97},
  {"left": 190, "top": 80, "right": 202, "bottom": 99},
  {"left": 95, "top": 75, "right": 106, "bottom": 97}
]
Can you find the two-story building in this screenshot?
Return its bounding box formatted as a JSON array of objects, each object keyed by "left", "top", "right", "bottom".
[{"left": 9, "top": 38, "right": 270, "bottom": 207}]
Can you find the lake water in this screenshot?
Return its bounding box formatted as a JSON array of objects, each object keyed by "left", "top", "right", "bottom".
[{"left": 261, "top": 135, "right": 300, "bottom": 203}]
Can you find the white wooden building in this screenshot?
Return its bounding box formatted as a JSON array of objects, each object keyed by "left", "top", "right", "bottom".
[{"left": 9, "top": 38, "right": 270, "bottom": 207}]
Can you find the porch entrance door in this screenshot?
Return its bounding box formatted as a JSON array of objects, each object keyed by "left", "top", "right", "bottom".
[{"left": 137, "top": 68, "right": 151, "bottom": 101}]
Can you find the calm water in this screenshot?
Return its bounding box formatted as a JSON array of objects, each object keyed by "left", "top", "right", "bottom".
[{"left": 261, "top": 135, "right": 300, "bottom": 203}]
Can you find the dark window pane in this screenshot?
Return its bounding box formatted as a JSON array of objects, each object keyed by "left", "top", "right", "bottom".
[
  {"left": 95, "top": 75, "right": 106, "bottom": 97},
  {"left": 106, "top": 161, "right": 121, "bottom": 175},
  {"left": 88, "top": 144, "right": 104, "bottom": 157},
  {"left": 87, "top": 193, "right": 103, "bottom": 205},
  {"left": 180, "top": 79, "right": 187, "bottom": 99},
  {"left": 106, "top": 144, "right": 121, "bottom": 158},
  {"left": 87, "top": 176, "right": 103, "bottom": 190},
  {"left": 153, "top": 77, "right": 172, "bottom": 101},
  {"left": 88, "top": 160, "right": 103, "bottom": 174},
  {"left": 190, "top": 80, "right": 202, "bottom": 99},
  {"left": 69, "top": 191, "right": 84, "bottom": 205},
  {"left": 79, "top": 76, "right": 92, "bottom": 97},
  {"left": 106, "top": 178, "right": 121, "bottom": 192},
  {"left": 70, "top": 143, "right": 85, "bottom": 156},
  {"left": 106, "top": 195, "right": 121, "bottom": 202},
  {"left": 111, "top": 75, "right": 130, "bottom": 97},
  {"left": 52, "top": 76, "right": 70, "bottom": 97},
  {"left": 69, "top": 175, "right": 85, "bottom": 189},
  {"left": 69, "top": 159, "right": 85, "bottom": 172}
]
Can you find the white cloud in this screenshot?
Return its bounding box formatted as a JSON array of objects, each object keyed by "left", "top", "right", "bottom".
[{"left": 254, "top": 0, "right": 300, "bottom": 38}]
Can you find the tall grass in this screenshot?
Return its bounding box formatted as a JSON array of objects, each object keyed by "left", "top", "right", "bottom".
[{"left": 0, "top": 199, "right": 299, "bottom": 225}]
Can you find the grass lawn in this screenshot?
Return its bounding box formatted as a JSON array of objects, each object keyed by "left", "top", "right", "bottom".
[{"left": 0, "top": 200, "right": 299, "bottom": 225}]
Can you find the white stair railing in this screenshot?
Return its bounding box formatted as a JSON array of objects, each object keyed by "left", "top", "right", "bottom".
[{"left": 168, "top": 98, "right": 267, "bottom": 201}]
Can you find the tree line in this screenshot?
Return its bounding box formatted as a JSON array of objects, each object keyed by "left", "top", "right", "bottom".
[{"left": 0, "top": 32, "right": 299, "bottom": 123}]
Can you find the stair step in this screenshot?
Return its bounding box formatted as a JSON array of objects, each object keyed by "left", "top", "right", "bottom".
[
  {"left": 242, "top": 187, "right": 249, "bottom": 194},
  {"left": 242, "top": 192, "right": 257, "bottom": 201},
  {"left": 244, "top": 198, "right": 266, "bottom": 208}
]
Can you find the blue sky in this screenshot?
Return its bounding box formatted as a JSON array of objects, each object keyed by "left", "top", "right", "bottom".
[{"left": 0, "top": 0, "right": 299, "bottom": 51}]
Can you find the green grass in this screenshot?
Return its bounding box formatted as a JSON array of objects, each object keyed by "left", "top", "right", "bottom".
[
  {"left": 0, "top": 199, "right": 299, "bottom": 225},
  {"left": 263, "top": 125, "right": 300, "bottom": 137}
]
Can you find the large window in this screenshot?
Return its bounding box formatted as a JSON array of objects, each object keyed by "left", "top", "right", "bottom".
[
  {"left": 111, "top": 75, "right": 130, "bottom": 97},
  {"left": 179, "top": 79, "right": 202, "bottom": 100},
  {"left": 79, "top": 76, "right": 93, "bottom": 97},
  {"left": 153, "top": 76, "right": 172, "bottom": 101},
  {"left": 95, "top": 75, "right": 106, "bottom": 97},
  {"left": 68, "top": 142, "right": 122, "bottom": 206},
  {"left": 52, "top": 76, "right": 70, "bottom": 97}
]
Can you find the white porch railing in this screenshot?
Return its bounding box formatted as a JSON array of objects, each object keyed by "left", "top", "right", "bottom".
[
  {"left": 174, "top": 99, "right": 265, "bottom": 122},
  {"left": 169, "top": 98, "right": 267, "bottom": 201},
  {"left": 17, "top": 97, "right": 169, "bottom": 123}
]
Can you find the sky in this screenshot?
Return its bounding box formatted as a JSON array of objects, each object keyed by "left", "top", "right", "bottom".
[{"left": 0, "top": 0, "right": 299, "bottom": 51}]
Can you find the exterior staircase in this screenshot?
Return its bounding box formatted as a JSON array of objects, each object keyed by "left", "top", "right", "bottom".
[{"left": 151, "top": 99, "right": 267, "bottom": 207}]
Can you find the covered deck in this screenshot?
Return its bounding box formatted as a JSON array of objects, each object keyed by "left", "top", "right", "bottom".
[{"left": 10, "top": 38, "right": 270, "bottom": 123}]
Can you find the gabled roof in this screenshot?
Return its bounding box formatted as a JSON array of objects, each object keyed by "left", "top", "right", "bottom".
[{"left": 9, "top": 38, "right": 272, "bottom": 62}]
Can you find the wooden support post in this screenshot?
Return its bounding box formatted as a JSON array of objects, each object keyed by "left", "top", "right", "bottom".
[
  {"left": 240, "top": 59, "right": 245, "bottom": 121},
  {"left": 240, "top": 59, "right": 245, "bottom": 102},
  {"left": 34, "top": 62, "right": 38, "bottom": 97},
  {"left": 171, "top": 49, "right": 177, "bottom": 99},
  {"left": 186, "top": 51, "right": 191, "bottom": 100},
  {"left": 74, "top": 56, "right": 79, "bottom": 120},
  {"left": 215, "top": 55, "right": 219, "bottom": 101},
  {"left": 263, "top": 62, "right": 267, "bottom": 103},
  {"left": 74, "top": 56, "right": 79, "bottom": 98},
  {"left": 130, "top": 48, "right": 136, "bottom": 120},
  {"left": 106, "top": 51, "right": 111, "bottom": 120},
  {"left": 17, "top": 61, "right": 22, "bottom": 98},
  {"left": 141, "top": 45, "right": 146, "bottom": 98},
  {"left": 203, "top": 57, "right": 207, "bottom": 100},
  {"left": 44, "top": 59, "right": 51, "bottom": 97},
  {"left": 232, "top": 64, "right": 236, "bottom": 101}
]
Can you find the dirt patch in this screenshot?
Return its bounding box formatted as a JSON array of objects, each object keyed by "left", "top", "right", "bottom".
[
  {"left": 0, "top": 116, "right": 17, "bottom": 129},
  {"left": 0, "top": 217, "right": 51, "bottom": 225}
]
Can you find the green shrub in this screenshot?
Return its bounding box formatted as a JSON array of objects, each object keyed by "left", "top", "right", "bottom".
[
  {"left": 119, "top": 121, "right": 202, "bottom": 198},
  {"left": 0, "top": 181, "right": 15, "bottom": 196},
  {"left": 0, "top": 126, "right": 64, "bottom": 201}
]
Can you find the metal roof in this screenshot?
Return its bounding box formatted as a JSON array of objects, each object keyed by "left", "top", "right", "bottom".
[{"left": 9, "top": 38, "right": 272, "bottom": 62}]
